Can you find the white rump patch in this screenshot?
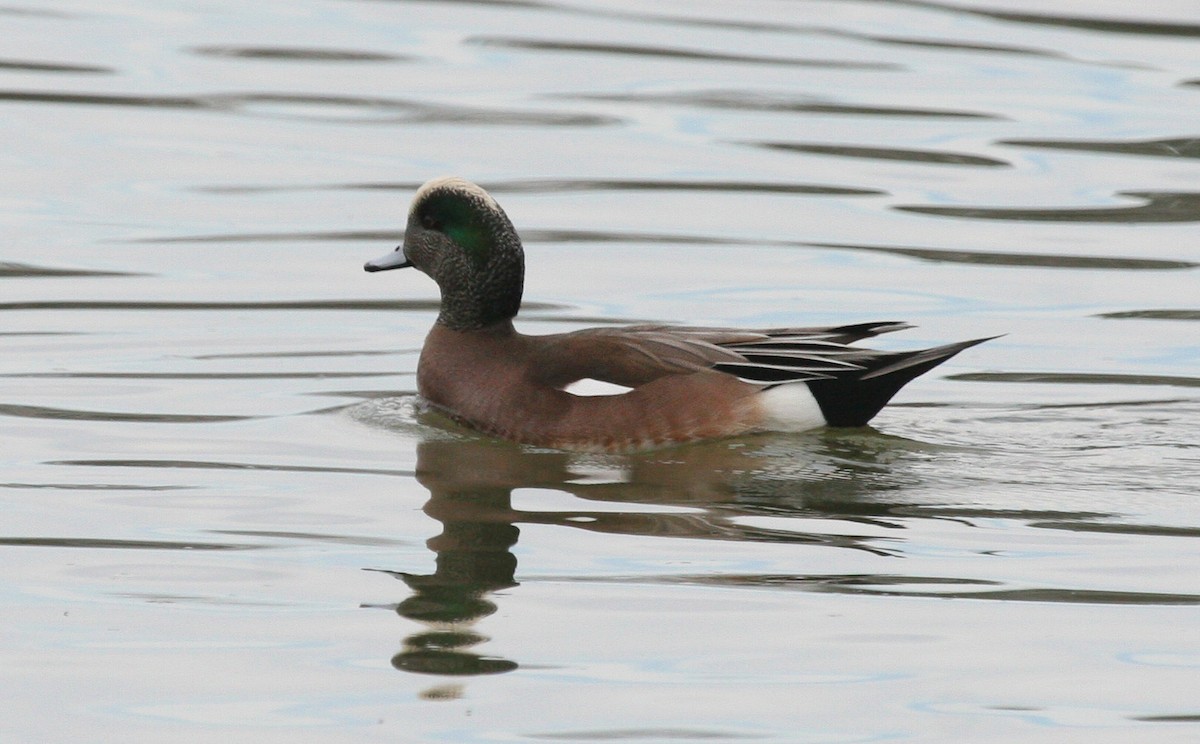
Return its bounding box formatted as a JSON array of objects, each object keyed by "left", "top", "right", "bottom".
[
  {"left": 563, "top": 378, "right": 635, "bottom": 397},
  {"left": 760, "top": 383, "right": 826, "bottom": 432}
]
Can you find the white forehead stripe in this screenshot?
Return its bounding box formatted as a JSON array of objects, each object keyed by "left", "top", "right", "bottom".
[{"left": 411, "top": 176, "right": 499, "bottom": 215}]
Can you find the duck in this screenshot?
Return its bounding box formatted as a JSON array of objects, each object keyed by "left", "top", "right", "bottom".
[{"left": 365, "top": 176, "right": 992, "bottom": 452}]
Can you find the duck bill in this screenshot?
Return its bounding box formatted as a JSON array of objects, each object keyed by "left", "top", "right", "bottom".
[{"left": 364, "top": 246, "right": 413, "bottom": 272}]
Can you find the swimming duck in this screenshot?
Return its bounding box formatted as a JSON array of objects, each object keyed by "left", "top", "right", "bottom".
[{"left": 365, "top": 176, "right": 991, "bottom": 452}]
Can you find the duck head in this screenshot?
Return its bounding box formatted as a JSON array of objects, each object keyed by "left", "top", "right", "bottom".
[{"left": 365, "top": 177, "right": 525, "bottom": 331}]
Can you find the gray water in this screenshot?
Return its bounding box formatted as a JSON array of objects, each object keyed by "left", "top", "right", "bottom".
[{"left": 3, "top": 1, "right": 1199, "bottom": 742}]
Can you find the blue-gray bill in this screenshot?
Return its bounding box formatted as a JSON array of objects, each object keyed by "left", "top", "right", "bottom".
[{"left": 364, "top": 246, "right": 412, "bottom": 272}]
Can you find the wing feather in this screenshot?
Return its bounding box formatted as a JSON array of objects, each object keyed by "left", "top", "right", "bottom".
[{"left": 530, "top": 321, "right": 966, "bottom": 390}]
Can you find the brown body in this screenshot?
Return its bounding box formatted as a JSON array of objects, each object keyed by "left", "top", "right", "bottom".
[{"left": 418, "top": 322, "right": 766, "bottom": 452}]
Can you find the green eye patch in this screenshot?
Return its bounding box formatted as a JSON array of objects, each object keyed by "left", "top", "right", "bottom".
[{"left": 423, "top": 192, "right": 491, "bottom": 268}]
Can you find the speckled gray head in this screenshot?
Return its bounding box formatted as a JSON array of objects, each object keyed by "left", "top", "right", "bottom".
[{"left": 364, "top": 177, "right": 525, "bottom": 330}]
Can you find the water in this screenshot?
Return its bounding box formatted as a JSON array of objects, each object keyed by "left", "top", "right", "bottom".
[{"left": 3, "top": 0, "right": 1199, "bottom": 741}]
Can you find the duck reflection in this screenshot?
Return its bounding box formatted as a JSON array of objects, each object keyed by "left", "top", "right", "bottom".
[
  {"left": 383, "top": 440, "right": 523, "bottom": 678},
  {"left": 382, "top": 423, "right": 928, "bottom": 683},
  {"left": 370, "top": 402, "right": 1128, "bottom": 692}
]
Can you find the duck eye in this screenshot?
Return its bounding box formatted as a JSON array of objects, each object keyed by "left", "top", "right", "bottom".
[{"left": 420, "top": 213, "right": 443, "bottom": 231}]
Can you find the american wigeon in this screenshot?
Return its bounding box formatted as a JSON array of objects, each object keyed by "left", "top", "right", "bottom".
[{"left": 366, "top": 176, "right": 992, "bottom": 452}]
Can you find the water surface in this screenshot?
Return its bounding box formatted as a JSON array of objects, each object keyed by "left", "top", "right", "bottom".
[{"left": 2, "top": 1, "right": 1199, "bottom": 742}]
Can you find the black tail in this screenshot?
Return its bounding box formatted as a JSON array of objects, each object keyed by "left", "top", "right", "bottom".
[{"left": 805, "top": 336, "right": 996, "bottom": 427}]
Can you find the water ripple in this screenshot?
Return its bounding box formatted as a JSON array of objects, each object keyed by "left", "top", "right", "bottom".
[
  {"left": 525, "top": 727, "right": 765, "bottom": 742},
  {"left": 1031, "top": 521, "right": 1200, "bottom": 539},
  {"left": 0, "top": 6, "right": 74, "bottom": 19},
  {"left": 950, "top": 372, "right": 1200, "bottom": 389},
  {"left": 804, "top": 242, "right": 1196, "bottom": 270},
  {"left": 0, "top": 403, "right": 253, "bottom": 423},
  {"left": 0, "top": 299, "right": 440, "bottom": 311},
  {"left": 522, "top": 229, "right": 732, "bottom": 246},
  {"left": 839, "top": 32, "right": 1065, "bottom": 59},
  {"left": 0, "top": 482, "right": 191, "bottom": 491},
  {"left": 0, "top": 90, "right": 201, "bottom": 110},
  {"left": 546, "top": 5, "right": 800, "bottom": 34},
  {"left": 0, "top": 371, "right": 401, "bottom": 380},
  {"left": 0, "top": 261, "right": 140, "bottom": 277},
  {"left": 899, "top": 191, "right": 1200, "bottom": 223},
  {"left": 210, "top": 529, "right": 408, "bottom": 546},
  {"left": 52, "top": 458, "right": 415, "bottom": 477},
  {"left": 469, "top": 36, "right": 897, "bottom": 69},
  {"left": 1097, "top": 309, "right": 1200, "bottom": 321},
  {"left": 907, "top": 2, "right": 1200, "bottom": 38},
  {"left": 747, "top": 141, "right": 1010, "bottom": 167},
  {"left": 190, "top": 349, "right": 406, "bottom": 360},
  {"left": 0, "top": 90, "right": 619, "bottom": 126},
  {"left": 493, "top": 177, "right": 886, "bottom": 195},
  {"left": 0, "top": 298, "right": 565, "bottom": 313},
  {"left": 1002, "top": 136, "right": 1200, "bottom": 159},
  {"left": 129, "top": 229, "right": 399, "bottom": 243},
  {"left": 0, "top": 58, "right": 112, "bottom": 74},
  {"left": 595, "top": 572, "right": 1200, "bottom": 605},
  {"left": 195, "top": 178, "right": 882, "bottom": 197},
  {"left": 567, "top": 89, "right": 1001, "bottom": 119},
  {"left": 189, "top": 46, "right": 408, "bottom": 63},
  {"left": 0, "top": 536, "right": 260, "bottom": 550},
  {"left": 526, "top": 230, "right": 1193, "bottom": 271}
]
